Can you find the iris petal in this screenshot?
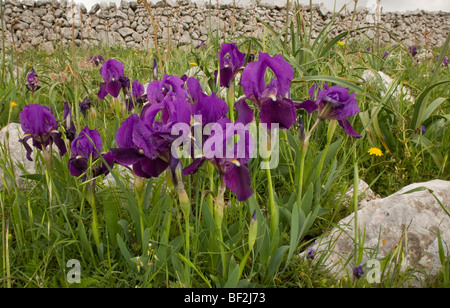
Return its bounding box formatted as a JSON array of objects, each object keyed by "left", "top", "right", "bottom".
[
  {"left": 110, "top": 148, "right": 143, "bottom": 165},
  {"left": 338, "top": 119, "right": 362, "bottom": 138},
  {"left": 106, "top": 80, "right": 123, "bottom": 98},
  {"left": 234, "top": 97, "right": 254, "bottom": 126},
  {"left": 224, "top": 161, "right": 254, "bottom": 201},
  {"left": 259, "top": 97, "right": 296, "bottom": 130},
  {"left": 68, "top": 157, "right": 88, "bottom": 177}
]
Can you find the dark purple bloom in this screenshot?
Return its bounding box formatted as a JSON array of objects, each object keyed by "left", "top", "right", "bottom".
[
  {"left": 186, "top": 77, "right": 229, "bottom": 126},
  {"left": 353, "top": 263, "right": 364, "bottom": 279},
  {"left": 63, "top": 102, "right": 77, "bottom": 142},
  {"left": 443, "top": 56, "right": 449, "bottom": 67},
  {"left": 366, "top": 46, "right": 371, "bottom": 52},
  {"left": 240, "top": 51, "right": 296, "bottom": 129},
  {"left": 110, "top": 114, "right": 171, "bottom": 179},
  {"left": 68, "top": 126, "right": 114, "bottom": 177},
  {"left": 79, "top": 98, "right": 91, "bottom": 117},
  {"left": 420, "top": 125, "right": 426, "bottom": 134},
  {"left": 97, "top": 59, "right": 129, "bottom": 99},
  {"left": 214, "top": 43, "right": 246, "bottom": 88},
  {"left": 409, "top": 45, "right": 419, "bottom": 58},
  {"left": 89, "top": 55, "right": 104, "bottom": 67},
  {"left": 146, "top": 74, "right": 187, "bottom": 106},
  {"left": 110, "top": 89, "right": 191, "bottom": 180},
  {"left": 306, "top": 248, "right": 315, "bottom": 260},
  {"left": 183, "top": 115, "right": 255, "bottom": 202},
  {"left": 26, "top": 68, "right": 41, "bottom": 93},
  {"left": 125, "top": 80, "right": 147, "bottom": 111},
  {"left": 296, "top": 83, "right": 362, "bottom": 138},
  {"left": 382, "top": 51, "right": 389, "bottom": 59},
  {"left": 19, "top": 104, "right": 67, "bottom": 161}
]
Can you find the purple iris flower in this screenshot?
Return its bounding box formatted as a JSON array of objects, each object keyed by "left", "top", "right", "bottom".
[
  {"left": 240, "top": 51, "right": 296, "bottom": 130},
  {"left": 182, "top": 94, "right": 255, "bottom": 201},
  {"left": 382, "top": 51, "right": 389, "bottom": 59},
  {"left": 63, "top": 102, "right": 77, "bottom": 142},
  {"left": 184, "top": 117, "right": 255, "bottom": 201},
  {"left": 296, "top": 83, "right": 362, "bottom": 138},
  {"left": 186, "top": 77, "right": 229, "bottom": 126},
  {"left": 97, "top": 59, "right": 130, "bottom": 100},
  {"left": 125, "top": 80, "right": 146, "bottom": 111},
  {"left": 366, "top": 46, "right": 372, "bottom": 52},
  {"left": 26, "top": 68, "right": 41, "bottom": 93},
  {"left": 306, "top": 248, "right": 315, "bottom": 260},
  {"left": 110, "top": 93, "right": 191, "bottom": 179},
  {"left": 19, "top": 104, "right": 67, "bottom": 161},
  {"left": 68, "top": 126, "right": 115, "bottom": 177},
  {"left": 214, "top": 43, "right": 246, "bottom": 88},
  {"left": 353, "top": 262, "right": 364, "bottom": 279},
  {"left": 146, "top": 74, "right": 187, "bottom": 106},
  {"left": 79, "top": 98, "right": 91, "bottom": 117},
  {"left": 89, "top": 55, "right": 104, "bottom": 67},
  {"left": 409, "top": 45, "right": 419, "bottom": 58}
]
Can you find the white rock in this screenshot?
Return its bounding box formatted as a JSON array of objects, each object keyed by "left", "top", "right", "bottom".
[
  {"left": 301, "top": 179, "right": 450, "bottom": 286},
  {"left": 336, "top": 179, "right": 380, "bottom": 208},
  {"left": 361, "top": 70, "right": 414, "bottom": 102},
  {"left": 0, "top": 123, "right": 36, "bottom": 189}
]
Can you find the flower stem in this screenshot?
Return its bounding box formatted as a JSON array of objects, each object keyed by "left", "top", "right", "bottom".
[
  {"left": 214, "top": 180, "right": 227, "bottom": 276},
  {"left": 297, "top": 117, "right": 321, "bottom": 209},
  {"left": 86, "top": 181, "right": 101, "bottom": 250},
  {"left": 134, "top": 176, "right": 146, "bottom": 249},
  {"left": 266, "top": 163, "right": 278, "bottom": 236},
  {"left": 227, "top": 83, "right": 235, "bottom": 123}
]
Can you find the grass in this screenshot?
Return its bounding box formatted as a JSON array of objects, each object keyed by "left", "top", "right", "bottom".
[{"left": 1, "top": 0, "right": 449, "bottom": 289}]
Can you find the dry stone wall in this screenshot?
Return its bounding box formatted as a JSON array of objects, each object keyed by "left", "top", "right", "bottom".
[{"left": 1, "top": 0, "right": 449, "bottom": 52}]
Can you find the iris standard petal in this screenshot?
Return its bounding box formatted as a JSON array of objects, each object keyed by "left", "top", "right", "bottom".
[
  {"left": 192, "top": 92, "right": 228, "bottom": 125},
  {"left": 100, "top": 59, "right": 125, "bottom": 81},
  {"left": 186, "top": 77, "right": 203, "bottom": 103},
  {"left": 258, "top": 52, "right": 294, "bottom": 97},
  {"left": 132, "top": 116, "right": 159, "bottom": 159},
  {"left": 116, "top": 114, "right": 138, "bottom": 148},
  {"left": 71, "top": 127, "right": 101, "bottom": 160},
  {"left": 132, "top": 80, "right": 145, "bottom": 99},
  {"left": 20, "top": 104, "right": 57, "bottom": 137},
  {"left": 235, "top": 97, "right": 254, "bottom": 126}
]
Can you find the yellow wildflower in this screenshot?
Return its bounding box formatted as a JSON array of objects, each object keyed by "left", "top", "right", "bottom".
[
  {"left": 368, "top": 147, "right": 383, "bottom": 157},
  {"left": 189, "top": 62, "right": 198, "bottom": 66},
  {"left": 10, "top": 101, "right": 18, "bottom": 109},
  {"left": 337, "top": 41, "right": 346, "bottom": 47}
]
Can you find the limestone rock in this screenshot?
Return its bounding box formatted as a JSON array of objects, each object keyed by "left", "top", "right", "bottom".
[
  {"left": 337, "top": 179, "right": 381, "bottom": 208},
  {"left": 0, "top": 123, "right": 36, "bottom": 189},
  {"left": 301, "top": 180, "right": 450, "bottom": 286},
  {"left": 118, "top": 27, "right": 135, "bottom": 38}
]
